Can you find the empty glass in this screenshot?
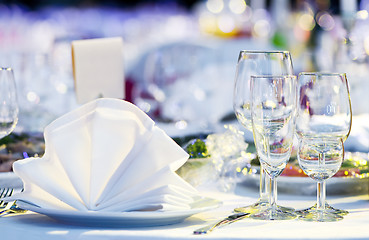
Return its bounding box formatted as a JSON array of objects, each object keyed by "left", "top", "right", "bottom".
[
  {"left": 249, "top": 75, "right": 297, "bottom": 220},
  {"left": 296, "top": 72, "right": 352, "bottom": 222},
  {"left": 233, "top": 50, "right": 293, "bottom": 214},
  {"left": 0, "top": 68, "right": 19, "bottom": 139}
]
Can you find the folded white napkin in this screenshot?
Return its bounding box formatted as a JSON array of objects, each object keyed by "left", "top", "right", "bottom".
[{"left": 9, "top": 98, "right": 198, "bottom": 212}]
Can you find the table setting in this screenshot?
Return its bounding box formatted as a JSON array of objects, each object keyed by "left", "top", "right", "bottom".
[
  {"left": 0, "top": 50, "right": 368, "bottom": 238},
  {"left": 0, "top": 2, "right": 369, "bottom": 239}
]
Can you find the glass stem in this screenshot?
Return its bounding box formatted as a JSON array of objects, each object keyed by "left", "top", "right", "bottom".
[
  {"left": 260, "top": 135, "right": 271, "bottom": 202},
  {"left": 259, "top": 165, "right": 270, "bottom": 202},
  {"left": 322, "top": 180, "right": 326, "bottom": 208},
  {"left": 269, "top": 176, "right": 277, "bottom": 219},
  {"left": 263, "top": 135, "right": 275, "bottom": 215},
  {"left": 317, "top": 152, "right": 326, "bottom": 219}
]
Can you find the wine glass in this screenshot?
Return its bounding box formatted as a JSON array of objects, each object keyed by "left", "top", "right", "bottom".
[
  {"left": 296, "top": 72, "right": 352, "bottom": 222},
  {"left": 249, "top": 75, "right": 297, "bottom": 220},
  {"left": 134, "top": 42, "right": 212, "bottom": 125},
  {"left": 0, "top": 68, "right": 19, "bottom": 139},
  {"left": 233, "top": 50, "right": 293, "bottom": 213}
]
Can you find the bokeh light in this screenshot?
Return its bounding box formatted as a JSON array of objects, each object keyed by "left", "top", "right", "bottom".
[
  {"left": 298, "top": 13, "right": 316, "bottom": 31},
  {"left": 252, "top": 9, "right": 271, "bottom": 38},
  {"left": 253, "top": 20, "right": 270, "bottom": 38},
  {"left": 218, "top": 15, "right": 236, "bottom": 33},
  {"left": 316, "top": 12, "right": 335, "bottom": 31},
  {"left": 206, "top": 0, "right": 224, "bottom": 14},
  {"left": 27, "top": 91, "right": 40, "bottom": 104},
  {"left": 229, "top": 0, "right": 246, "bottom": 15},
  {"left": 198, "top": 12, "right": 217, "bottom": 34},
  {"left": 357, "top": 10, "right": 369, "bottom": 20}
]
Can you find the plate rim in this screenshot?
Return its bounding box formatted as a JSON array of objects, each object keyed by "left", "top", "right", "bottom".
[{"left": 16, "top": 196, "right": 222, "bottom": 226}]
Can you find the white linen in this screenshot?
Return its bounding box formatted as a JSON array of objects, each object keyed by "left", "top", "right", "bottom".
[
  {"left": 0, "top": 186, "right": 368, "bottom": 239},
  {"left": 7, "top": 98, "right": 198, "bottom": 212},
  {"left": 72, "top": 37, "right": 125, "bottom": 104}
]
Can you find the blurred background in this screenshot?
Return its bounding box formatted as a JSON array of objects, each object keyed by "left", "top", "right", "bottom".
[{"left": 0, "top": 0, "right": 367, "bottom": 137}]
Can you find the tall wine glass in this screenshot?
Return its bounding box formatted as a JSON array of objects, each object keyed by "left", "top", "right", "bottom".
[
  {"left": 250, "top": 75, "right": 297, "bottom": 220},
  {"left": 0, "top": 68, "right": 19, "bottom": 139},
  {"left": 296, "top": 72, "right": 352, "bottom": 222},
  {"left": 233, "top": 51, "right": 293, "bottom": 213}
]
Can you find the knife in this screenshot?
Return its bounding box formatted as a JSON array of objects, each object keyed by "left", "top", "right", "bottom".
[{"left": 193, "top": 212, "right": 250, "bottom": 234}]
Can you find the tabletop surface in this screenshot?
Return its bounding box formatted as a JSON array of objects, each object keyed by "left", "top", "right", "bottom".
[{"left": 1, "top": 184, "right": 369, "bottom": 240}]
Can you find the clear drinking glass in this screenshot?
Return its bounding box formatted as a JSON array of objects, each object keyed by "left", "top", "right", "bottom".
[
  {"left": 296, "top": 72, "right": 352, "bottom": 222},
  {"left": 249, "top": 75, "right": 297, "bottom": 220},
  {"left": 233, "top": 50, "right": 293, "bottom": 213},
  {"left": 0, "top": 68, "right": 18, "bottom": 139}
]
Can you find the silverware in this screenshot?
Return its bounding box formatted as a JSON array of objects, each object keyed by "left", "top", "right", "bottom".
[
  {"left": 0, "top": 188, "right": 14, "bottom": 208},
  {"left": 0, "top": 188, "right": 27, "bottom": 216},
  {"left": 0, "top": 203, "right": 27, "bottom": 216},
  {"left": 193, "top": 212, "right": 250, "bottom": 235}
]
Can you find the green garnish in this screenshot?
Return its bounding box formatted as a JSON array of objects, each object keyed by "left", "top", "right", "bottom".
[{"left": 185, "top": 139, "right": 209, "bottom": 159}]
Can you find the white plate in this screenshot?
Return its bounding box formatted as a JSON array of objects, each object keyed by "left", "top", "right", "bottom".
[
  {"left": 241, "top": 152, "right": 369, "bottom": 195},
  {"left": 241, "top": 173, "right": 369, "bottom": 196},
  {"left": 17, "top": 196, "right": 221, "bottom": 227},
  {"left": 278, "top": 175, "right": 369, "bottom": 195},
  {"left": 0, "top": 172, "right": 23, "bottom": 189}
]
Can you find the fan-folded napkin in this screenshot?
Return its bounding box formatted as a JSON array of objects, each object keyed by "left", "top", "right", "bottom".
[{"left": 8, "top": 98, "right": 198, "bottom": 212}]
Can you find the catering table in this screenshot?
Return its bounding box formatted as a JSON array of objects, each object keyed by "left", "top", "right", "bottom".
[{"left": 1, "top": 185, "right": 368, "bottom": 240}]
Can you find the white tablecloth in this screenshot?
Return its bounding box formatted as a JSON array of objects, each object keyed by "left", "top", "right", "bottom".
[{"left": 1, "top": 185, "right": 369, "bottom": 240}]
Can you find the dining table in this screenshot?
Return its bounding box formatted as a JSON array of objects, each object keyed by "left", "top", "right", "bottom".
[{"left": 1, "top": 183, "right": 368, "bottom": 240}]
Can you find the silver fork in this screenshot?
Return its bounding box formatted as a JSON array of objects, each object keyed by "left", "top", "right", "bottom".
[
  {"left": 0, "top": 188, "right": 27, "bottom": 216},
  {"left": 0, "top": 188, "right": 14, "bottom": 209}
]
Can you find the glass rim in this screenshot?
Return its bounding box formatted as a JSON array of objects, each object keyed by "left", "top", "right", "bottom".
[
  {"left": 239, "top": 50, "right": 290, "bottom": 54},
  {"left": 250, "top": 75, "right": 296, "bottom": 79},
  {"left": 298, "top": 72, "right": 346, "bottom": 77}
]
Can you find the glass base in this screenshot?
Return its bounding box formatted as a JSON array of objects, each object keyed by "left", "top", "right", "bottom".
[
  {"left": 250, "top": 206, "right": 297, "bottom": 220},
  {"left": 296, "top": 202, "right": 348, "bottom": 216},
  {"left": 234, "top": 200, "right": 294, "bottom": 214},
  {"left": 234, "top": 200, "right": 269, "bottom": 214},
  {"left": 298, "top": 210, "right": 344, "bottom": 222}
]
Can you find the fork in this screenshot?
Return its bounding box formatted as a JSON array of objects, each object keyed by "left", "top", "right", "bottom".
[
  {"left": 0, "top": 188, "right": 14, "bottom": 209},
  {"left": 0, "top": 188, "right": 27, "bottom": 216}
]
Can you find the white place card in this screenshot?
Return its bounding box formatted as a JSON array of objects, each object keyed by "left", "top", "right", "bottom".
[{"left": 72, "top": 37, "right": 125, "bottom": 104}]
